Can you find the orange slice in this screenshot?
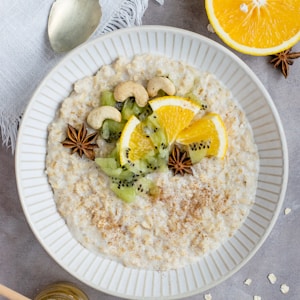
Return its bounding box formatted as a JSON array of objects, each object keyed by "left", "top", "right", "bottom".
[
  {"left": 149, "top": 96, "right": 202, "bottom": 144},
  {"left": 119, "top": 115, "right": 154, "bottom": 166},
  {"left": 176, "top": 112, "right": 228, "bottom": 158},
  {"left": 205, "top": 0, "right": 300, "bottom": 55}
]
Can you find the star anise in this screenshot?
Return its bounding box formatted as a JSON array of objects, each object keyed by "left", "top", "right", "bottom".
[
  {"left": 168, "top": 145, "right": 193, "bottom": 176},
  {"left": 270, "top": 48, "right": 300, "bottom": 78},
  {"left": 62, "top": 123, "right": 98, "bottom": 160}
]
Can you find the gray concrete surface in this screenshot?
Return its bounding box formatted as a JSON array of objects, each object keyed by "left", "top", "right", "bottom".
[{"left": 1, "top": 0, "right": 300, "bottom": 299}]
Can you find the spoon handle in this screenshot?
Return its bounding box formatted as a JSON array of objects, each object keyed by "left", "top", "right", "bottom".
[{"left": 0, "top": 284, "right": 31, "bottom": 300}]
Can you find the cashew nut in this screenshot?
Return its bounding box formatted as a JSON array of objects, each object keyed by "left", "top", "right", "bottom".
[
  {"left": 147, "top": 77, "right": 176, "bottom": 97},
  {"left": 113, "top": 81, "right": 149, "bottom": 107},
  {"left": 87, "top": 106, "right": 121, "bottom": 130}
]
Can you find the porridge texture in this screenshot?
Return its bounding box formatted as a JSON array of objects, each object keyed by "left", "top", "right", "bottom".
[{"left": 46, "top": 54, "right": 259, "bottom": 270}]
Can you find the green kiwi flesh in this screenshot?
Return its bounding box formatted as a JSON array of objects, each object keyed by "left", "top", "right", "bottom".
[
  {"left": 142, "top": 113, "right": 169, "bottom": 157},
  {"left": 110, "top": 183, "right": 136, "bottom": 203},
  {"left": 187, "top": 140, "right": 210, "bottom": 164},
  {"left": 95, "top": 157, "right": 135, "bottom": 180},
  {"left": 99, "top": 95, "right": 153, "bottom": 144},
  {"left": 100, "top": 119, "right": 126, "bottom": 142},
  {"left": 110, "top": 177, "right": 158, "bottom": 203},
  {"left": 185, "top": 92, "right": 208, "bottom": 110},
  {"left": 100, "top": 90, "right": 117, "bottom": 107},
  {"left": 121, "top": 98, "right": 152, "bottom": 121}
]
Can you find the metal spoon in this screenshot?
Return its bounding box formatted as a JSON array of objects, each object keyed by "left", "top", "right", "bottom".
[{"left": 48, "top": 0, "right": 102, "bottom": 53}]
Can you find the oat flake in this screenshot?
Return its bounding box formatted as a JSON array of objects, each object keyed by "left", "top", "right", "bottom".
[
  {"left": 204, "top": 293, "right": 212, "bottom": 300},
  {"left": 267, "top": 273, "right": 277, "bottom": 284},
  {"left": 244, "top": 278, "right": 252, "bottom": 286},
  {"left": 281, "top": 284, "right": 289, "bottom": 294}
]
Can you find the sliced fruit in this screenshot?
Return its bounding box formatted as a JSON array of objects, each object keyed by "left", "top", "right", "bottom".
[
  {"left": 149, "top": 96, "right": 202, "bottom": 144},
  {"left": 119, "top": 115, "right": 155, "bottom": 166},
  {"left": 205, "top": 0, "right": 300, "bottom": 55},
  {"left": 137, "top": 104, "right": 153, "bottom": 121},
  {"left": 95, "top": 157, "right": 136, "bottom": 180},
  {"left": 142, "top": 151, "right": 169, "bottom": 172},
  {"left": 142, "top": 113, "right": 168, "bottom": 156},
  {"left": 110, "top": 181, "right": 136, "bottom": 203},
  {"left": 177, "top": 112, "right": 228, "bottom": 158},
  {"left": 110, "top": 177, "right": 158, "bottom": 203},
  {"left": 100, "top": 90, "right": 117, "bottom": 107},
  {"left": 184, "top": 92, "right": 208, "bottom": 110},
  {"left": 121, "top": 98, "right": 152, "bottom": 121},
  {"left": 100, "top": 119, "right": 126, "bottom": 142},
  {"left": 121, "top": 98, "right": 143, "bottom": 121},
  {"left": 186, "top": 141, "right": 209, "bottom": 164}
]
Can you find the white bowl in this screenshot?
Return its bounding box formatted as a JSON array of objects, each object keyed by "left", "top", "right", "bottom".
[{"left": 15, "top": 26, "right": 288, "bottom": 299}]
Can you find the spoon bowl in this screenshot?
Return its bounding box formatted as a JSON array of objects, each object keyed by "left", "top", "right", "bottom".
[{"left": 48, "top": 0, "right": 102, "bottom": 53}]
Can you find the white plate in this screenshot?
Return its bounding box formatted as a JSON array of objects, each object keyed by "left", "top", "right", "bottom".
[{"left": 15, "top": 26, "right": 288, "bottom": 299}]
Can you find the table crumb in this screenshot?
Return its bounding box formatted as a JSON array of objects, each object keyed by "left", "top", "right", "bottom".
[
  {"left": 284, "top": 208, "right": 291, "bottom": 215},
  {"left": 204, "top": 293, "right": 212, "bottom": 300},
  {"left": 280, "top": 284, "right": 289, "bottom": 294},
  {"left": 244, "top": 278, "right": 252, "bottom": 286},
  {"left": 207, "top": 23, "right": 215, "bottom": 33},
  {"left": 253, "top": 296, "right": 261, "bottom": 300},
  {"left": 267, "top": 273, "right": 277, "bottom": 284}
]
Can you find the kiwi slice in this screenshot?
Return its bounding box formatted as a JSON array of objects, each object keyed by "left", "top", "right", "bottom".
[
  {"left": 121, "top": 98, "right": 152, "bottom": 121},
  {"left": 124, "top": 150, "right": 168, "bottom": 176},
  {"left": 100, "top": 119, "right": 126, "bottom": 143},
  {"left": 100, "top": 90, "right": 117, "bottom": 107},
  {"left": 100, "top": 90, "right": 124, "bottom": 111},
  {"left": 187, "top": 140, "right": 210, "bottom": 164},
  {"left": 185, "top": 92, "right": 208, "bottom": 110},
  {"left": 123, "top": 158, "right": 149, "bottom": 175},
  {"left": 137, "top": 104, "right": 153, "bottom": 121},
  {"left": 110, "top": 182, "right": 136, "bottom": 203},
  {"left": 99, "top": 159, "right": 157, "bottom": 203},
  {"left": 135, "top": 177, "right": 159, "bottom": 197},
  {"left": 143, "top": 151, "right": 168, "bottom": 172},
  {"left": 95, "top": 157, "right": 136, "bottom": 180},
  {"left": 110, "top": 177, "right": 158, "bottom": 203},
  {"left": 142, "top": 113, "right": 168, "bottom": 156}
]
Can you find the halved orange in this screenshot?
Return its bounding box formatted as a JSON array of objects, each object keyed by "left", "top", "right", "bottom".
[
  {"left": 149, "top": 96, "right": 202, "bottom": 144},
  {"left": 205, "top": 0, "right": 300, "bottom": 55},
  {"left": 176, "top": 112, "right": 228, "bottom": 158}
]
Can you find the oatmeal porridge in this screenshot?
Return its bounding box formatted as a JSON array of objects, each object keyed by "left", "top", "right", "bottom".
[{"left": 46, "top": 54, "right": 259, "bottom": 270}]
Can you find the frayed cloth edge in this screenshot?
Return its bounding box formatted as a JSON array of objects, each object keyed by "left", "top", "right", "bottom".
[
  {"left": 0, "top": 111, "right": 21, "bottom": 153},
  {"left": 98, "top": 0, "right": 148, "bottom": 34}
]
